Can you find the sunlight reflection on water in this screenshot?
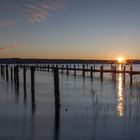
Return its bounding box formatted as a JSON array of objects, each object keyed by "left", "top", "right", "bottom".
[{"left": 116, "top": 64, "right": 124, "bottom": 117}]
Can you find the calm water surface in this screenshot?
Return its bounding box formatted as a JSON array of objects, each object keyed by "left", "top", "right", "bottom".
[{"left": 0, "top": 64, "right": 140, "bottom": 140}]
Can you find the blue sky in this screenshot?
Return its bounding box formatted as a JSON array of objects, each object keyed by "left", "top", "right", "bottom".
[{"left": 0, "top": 0, "right": 140, "bottom": 59}]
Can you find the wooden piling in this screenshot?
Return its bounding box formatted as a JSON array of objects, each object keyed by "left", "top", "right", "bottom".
[
  {"left": 16, "top": 65, "right": 19, "bottom": 87},
  {"left": 66, "top": 65, "right": 69, "bottom": 75},
  {"left": 54, "top": 67, "right": 60, "bottom": 107},
  {"left": 114, "top": 66, "right": 117, "bottom": 82},
  {"left": 23, "top": 66, "right": 27, "bottom": 89},
  {"left": 6, "top": 65, "right": 9, "bottom": 82},
  {"left": 10, "top": 67, "right": 13, "bottom": 82},
  {"left": 0, "top": 65, "right": 3, "bottom": 76},
  {"left": 31, "top": 66, "right": 35, "bottom": 93},
  {"left": 100, "top": 65, "right": 103, "bottom": 82},
  {"left": 82, "top": 65, "right": 85, "bottom": 77},
  {"left": 31, "top": 66, "right": 35, "bottom": 111},
  {"left": 123, "top": 66, "right": 126, "bottom": 83},
  {"left": 1, "top": 65, "right": 5, "bottom": 77},
  {"left": 90, "top": 66, "right": 93, "bottom": 78},
  {"left": 74, "top": 64, "right": 76, "bottom": 76},
  {"left": 47, "top": 65, "right": 50, "bottom": 72},
  {"left": 130, "top": 65, "right": 133, "bottom": 87},
  {"left": 94, "top": 64, "right": 95, "bottom": 71},
  {"left": 61, "top": 65, "right": 64, "bottom": 74},
  {"left": 14, "top": 66, "right": 19, "bottom": 87}
]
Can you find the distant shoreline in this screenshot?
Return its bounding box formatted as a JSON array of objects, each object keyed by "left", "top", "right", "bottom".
[{"left": 0, "top": 58, "right": 139, "bottom": 64}]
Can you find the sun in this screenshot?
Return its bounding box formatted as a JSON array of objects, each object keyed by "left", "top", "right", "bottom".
[{"left": 117, "top": 57, "right": 125, "bottom": 63}]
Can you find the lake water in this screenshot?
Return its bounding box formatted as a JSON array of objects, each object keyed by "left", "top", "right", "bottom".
[{"left": 0, "top": 64, "right": 140, "bottom": 140}]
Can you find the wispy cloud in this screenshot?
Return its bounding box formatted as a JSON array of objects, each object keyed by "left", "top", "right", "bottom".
[
  {"left": 0, "top": 44, "right": 27, "bottom": 50},
  {"left": 0, "top": 0, "right": 63, "bottom": 24},
  {"left": 0, "top": 20, "right": 9, "bottom": 27}
]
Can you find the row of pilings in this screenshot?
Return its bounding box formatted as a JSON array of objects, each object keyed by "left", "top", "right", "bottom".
[
  {"left": 0, "top": 63, "right": 135, "bottom": 113},
  {"left": 0, "top": 64, "right": 134, "bottom": 88},
  {"left": 0, "top": 64, "right": 61, "bottom": 110}
]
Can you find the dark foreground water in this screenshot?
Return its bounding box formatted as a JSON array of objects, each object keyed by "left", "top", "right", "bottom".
[{"left": 0, "top": 64, "right": 140, "bottom": 140}]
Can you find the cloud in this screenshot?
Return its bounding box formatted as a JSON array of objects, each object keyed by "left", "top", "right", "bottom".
[
  {"left": 0, "top": 21, "right": 9, "bottom": 27},
  {"left": 0, "top": 0, "right": 63, "bottom": 24},
  {"left": 0, "top": 44, "right": 27, "bottom": 51}
]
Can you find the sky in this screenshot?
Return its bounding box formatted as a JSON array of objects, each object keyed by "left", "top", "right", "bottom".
[{"left": 0, "top": 0, "right": 140, "bottom": 60}]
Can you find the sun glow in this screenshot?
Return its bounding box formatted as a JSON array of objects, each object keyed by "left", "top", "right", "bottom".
[{"left": 117, "top": 57, "right": 125, "bottom": 63}]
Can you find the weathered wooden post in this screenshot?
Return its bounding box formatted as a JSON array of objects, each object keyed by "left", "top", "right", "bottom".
[
  {"left": 47, "top": 65, "right": 50, "bottom": 72},
  {"left": 123, "top": 66, "right": 126, "bottom": 83},
  {"left": 6, "top": 65, "right": 9, "bottom": 82},
  {"left": 82, "top": 65, "right": 85, "bottom": 77},
  {"left": 94, "top": 64, "right": 96, "bottom": 71},
  {"left": 130, "top": 65, "right": 133, "bottom": 87},
  {"left": 1, "top": 65, "right": 5, "bottom": 77},
  {"left": 100, "top": 65, "right": 103, "bottom": 82},
  {"left": 31, "top": 66, "right": 35, "bottom": 95},
  {"left": 87, "top": 64, "right": 88, "bottom": 69},
  {"left": 66, "top": 65, "right": 69, "bottom": 75},
  {"left": 23, "top": 66, "right": 27, "bottom": 89},
  {"left": 0, "top": 65, "right": 3, "bottom": 76},
  {"left": 14, "top": 65, "right": 19, "bottom": 87},
  {"left": 54, "top": 67, "right": 60, "bottom": 108},
  {"left": 10, "top": 67, "right": 13, "bottom": 82},
  {"left": 74, "top": 64, "right": 76, "bottom": 76},
  {"left": 52, "top": 64, "right": 54, "bottom": 72},
  {"left": 61, "top": 65, "right": 64, "bottom": 74},
  {"left": 16, "top": 65, "right": 19, "bottom": 87},
  {"left": 111, "top": 65, "right": 114, "bottom": 81},
  {"left": 14, "top": 66, "right": 16, "bottom": 84},
  {"left": 31, "top": 66, "right": 35, "bottom": 111},
  {"left": 90, "top": 66, "right": 93, "bottom": 78},
  {"left": 114, "top": 66, "right": 117, "bottom": 82}
]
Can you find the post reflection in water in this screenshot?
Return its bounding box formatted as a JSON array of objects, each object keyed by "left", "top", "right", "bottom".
[{"left": 116, "top": 64, "right": 124, "bottom": 117}]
